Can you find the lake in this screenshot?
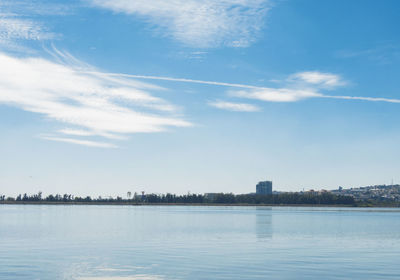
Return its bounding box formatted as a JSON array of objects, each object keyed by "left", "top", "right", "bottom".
[{"left": 1, "top": 205, "right": 399, "bottom": 279}]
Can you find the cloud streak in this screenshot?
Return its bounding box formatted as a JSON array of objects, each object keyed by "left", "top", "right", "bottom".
[
  {"left": 0, "top": 52, "right": 396, "bottom": 149},
  {"left": 208, "top": 100, "right": 260, "bottom": 112},
  {"left": 0, "top": 51, "right": 191, "bottom": 147},
  {"left": 0, "top": 17, "right": 54, "bottom": 49},
  {"left": 0, "top": 1, "right": 65, "bottom": 50},
  {"left": 289, "top": 71, "right": 346, "bottom": 88},
  {"left": 230, "top": 88, "right": 321, "bottom": 102},
  {"left": 85, "top": 72, "right": 265, "bottom": 90},
  {"left": 40, "top": 136, "right": 118, "bottom": 148},
  {"left": 321, "top": 95, "right": 400, "bottom": 104},
  {"left": 89, "top": 0, "right": 270, "bottom": 48},
  {"left": 90, "top": 71, "right": 400, "bottom": 104}
]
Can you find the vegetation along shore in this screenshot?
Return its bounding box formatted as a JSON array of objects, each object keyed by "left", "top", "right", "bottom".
[{"left": 1, "top": 192, "right": 399, "bottom": 207}]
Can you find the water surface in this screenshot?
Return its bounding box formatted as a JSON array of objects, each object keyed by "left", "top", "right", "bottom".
[{"left": 1, "top": 205, "right": 399, "bottom": 279}]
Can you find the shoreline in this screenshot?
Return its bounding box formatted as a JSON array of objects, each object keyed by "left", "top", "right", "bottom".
[{"left": 0, "top": 201, "right": 398, "bottom": 207}]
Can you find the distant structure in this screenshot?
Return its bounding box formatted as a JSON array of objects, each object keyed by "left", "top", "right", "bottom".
[
  {"left": 204, "top": 193, "right": 221, "bottom": 202},
  {"left": 256, "top": 181, "right": 272, "bottom": 195}
]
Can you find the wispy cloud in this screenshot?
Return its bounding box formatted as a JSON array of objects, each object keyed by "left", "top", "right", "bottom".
[
  {"left": 229, "top": 71, "right": 400, "bottom": 104},
  {"left": 0, "top": 0, "right": 66, "bottom": 51},
  {"left": 0, "top": 17, "right": 54, "bottom": 49},
  {"left": 88, "top": 0, "right": 270, "bottom": 48},
  {"left": 0, "top": 0, "right": 71, "bottom": 16},
  {"left": 321, "top": 95, "right": 400, "bottom": 103},
  {"left": 58, "top": 129, "right": 128, "bottom": 140},
  {"left": 92, "top": 71, "right": 400, "bottom": 104},
  {"left": 85, "top": 73, "right": 264, "bottom": 90},
  {"left": 230, "top": 88, "right": 321, "bottom": 102},
  {"left": 229, "top": 71, "right": 400, "bottom": 103},
  {"left": 40, "top": 136, "right": 118, "bottom": 148},
  {"left": 209, "top": 100, "right": 260, "bottom": 112},
  {"left": 0, "top": 50, "right": 191, "bottom": 147},
  {"left": 289, "top": 71, "right": 346, "bottom": 88},
  {"left": 1, "top": 49, "right": 396, "bottom": 148}
]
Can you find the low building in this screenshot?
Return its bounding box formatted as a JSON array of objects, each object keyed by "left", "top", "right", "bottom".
[
  {"left": 204, "top": 193, "right": 222, "bottom": 202},
  {"left": 256, "top": 181, "right": 272, "bottom": 195}
]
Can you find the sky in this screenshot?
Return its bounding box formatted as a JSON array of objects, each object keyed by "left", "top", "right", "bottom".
[{"left": 1, "top": 0, "right": 400, "bottom": 197}]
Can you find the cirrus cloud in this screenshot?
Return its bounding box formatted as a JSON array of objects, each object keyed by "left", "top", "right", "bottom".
[
  {"left": 289, "top": 71, "right": 347, "bottom": 88},
  {"left": 0, "top": 17, "right": 55, "bottom": 50},
  {"left": 208, "top": 100, "right": 261, "bottom": 112},
  {"left": 88, "top": 0, "right": 270, "bottom": 48},
  {"left": 40, "top": 136, "right": 118, "bottom": 148},
  {"left": 107, "top": 71, "right": 400, "bottom": 105},
  {"left": 230, "top": 88, "right": 321, "bottom": 102},
  {"left": 0, "top": 0, "right": 66, "bottom": 51},
  {"left": 0, "top": 51, "right": 191, "bottom": 148}
]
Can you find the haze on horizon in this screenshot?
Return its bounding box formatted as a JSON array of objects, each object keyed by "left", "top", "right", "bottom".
[{"left": 1, "top": 0, "right": 400, "bottom": 197}]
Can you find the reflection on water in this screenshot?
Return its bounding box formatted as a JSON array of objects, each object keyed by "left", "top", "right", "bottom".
[{"left": 255, "top": 206, "right": 273, "bottom": 240}]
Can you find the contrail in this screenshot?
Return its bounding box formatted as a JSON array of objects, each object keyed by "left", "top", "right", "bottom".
[
  {"left": 84, "top": 71, "right": 268, "bottom": 90},
  {"left": 82, "top": 71, "right": 400, "bottom": 104},
  {"left": 322, "top": 95, "right": 400, "bottom": 103}
]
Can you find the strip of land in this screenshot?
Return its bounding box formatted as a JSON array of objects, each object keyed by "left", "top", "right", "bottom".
[{"left": 1, "top": 192, "right": 399, "bottom": 207}]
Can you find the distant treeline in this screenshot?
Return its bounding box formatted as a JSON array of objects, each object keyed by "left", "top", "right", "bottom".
[{"left": 0, "top": 191, "right": 355, "bottom": 205}]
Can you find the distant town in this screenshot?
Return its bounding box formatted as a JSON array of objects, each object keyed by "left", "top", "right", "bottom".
[
  {"left": 205, "top": 180, "right": 400, "bottom": 204},
  {"left": 277, "top": 181, "right": 400, "bottom": 203},
  {"left": 1, "top": 180, "right": 400, "bottom": 207},
  {"left": 330, "top": 184, "right": 400, "bottom": 202}
]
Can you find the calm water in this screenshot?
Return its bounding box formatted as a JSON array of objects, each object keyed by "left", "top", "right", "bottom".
[{"left": 1, "top": 205, "right": 400, "bottom": 280}]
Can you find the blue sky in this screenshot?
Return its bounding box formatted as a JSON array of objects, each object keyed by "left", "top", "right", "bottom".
[{"left": 1, "top": 0, "right": 400, "bottom": 196}]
